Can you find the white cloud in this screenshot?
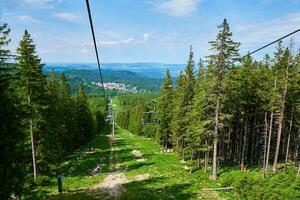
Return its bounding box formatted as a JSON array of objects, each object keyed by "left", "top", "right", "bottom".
[
  {"left": 81, "top": 38, "right": 134, "bottom": 53},
  {"left": 236, "top": 12, "right": 300, "bottom": 46},
  {"left": 81, "top": 47, "right": 89, "bottom": 53},
  {"left": 234, "top": 11, "right": 300, "bottom": 56},
  {"left": 143, "top": 32, "right": 152, "bottom": 41},
  {"left": 153, "top": 0, "right": 200, "bottom": 17},
  {"left": 55, "top": 12, "right": 80, "bottom": 22},
  {"left": 17, "top": 15, "right": 41, "bottom": 23},
  {"left": 24, "top": 0, "right": 62, "bottom": 8},
  {"left": 99, "top": 38, "right": 134, "bottom": 46}
]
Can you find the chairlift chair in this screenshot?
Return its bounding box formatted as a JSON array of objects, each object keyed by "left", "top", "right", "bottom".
[{"left": 141, "top": 99, "right": 160, "bottom": 125}]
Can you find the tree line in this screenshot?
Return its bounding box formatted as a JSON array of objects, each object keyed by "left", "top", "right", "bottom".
[
  {"left": 116, "top": 19, "right": 300, "bottom": 180},
  {"left": 0, "top": 24, "right": 105, "bottom": 199}
]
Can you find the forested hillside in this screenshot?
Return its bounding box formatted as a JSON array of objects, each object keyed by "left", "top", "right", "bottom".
[
  {"left": 44, "top": 63, "right": 185, "bottom": 78},
  {"left": 50, "top": 69, "right": 165, "bottom": 93},
  {"left": 116, "top": 19, "right": 300, "bottom": 199},
  {"left": 0, "top": 24, "right": 106, "bottom": 199}
]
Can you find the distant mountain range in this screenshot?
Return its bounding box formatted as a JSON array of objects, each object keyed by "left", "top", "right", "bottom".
[{"left": 44, "top": 63, "right": 185, "bottom": 78}]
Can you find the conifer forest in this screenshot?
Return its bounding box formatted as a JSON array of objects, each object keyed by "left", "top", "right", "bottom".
[{"left": 1, "top": 0, "right": 300, "bottom": 199}]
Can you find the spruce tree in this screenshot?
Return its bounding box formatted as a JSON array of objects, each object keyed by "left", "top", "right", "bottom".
[
  {"left": 174, "top": 46, "right": 196, "bottom": 159},
  {"left": 187, "top": 59, "right": 211, "bottom": 167},
  {"left": 15, "top": 30, "right": 47, "bottom": 181},
  {"left": 74, "top": 83, "right": 94, "bottom": 146},
  {"left": 171, "top": 72, "right": 186, "bottom": 155},
  {"left": 273, "top": 47, "right": 292, "bottom": 172},
  {"left": 58, "top": 73, "right": 75, "bottom": 153},
  {"left": 157, "top": 69, "right": 173, "bottom": 148},
  {"left": 0, "top": 23, "right": 25, "bottom": 199},
  {"left": 207, "top": 19, "right": 240, "bottom": 180},
  {"left": 41, "top": 71, "right": 64, "bottom": 164}
]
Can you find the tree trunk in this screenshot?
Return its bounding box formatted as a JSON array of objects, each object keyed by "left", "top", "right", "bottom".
[
  {"left": 212, "top": 95, "right": 220, "bottom": 180},
  {"left": 295, "top": 129, "right": 300, "bottom": 165},
  {"left": 28, "top": 93, "right": 37, "bottom": 182},
  {"left": 284, "top": 107, "right": 294, "bottom": 172},
  {"left": 250, "top": 103, "right": 257, "bottom": 164},
  {"left": 205, "top": 140, "right": 208, "bottom": 173},
  {"left": 273, "top": 53, "right": 290, "bottom": 173},
  {"left": 241, "top": 118, "right": 248, "bottom": 171},
  {"left": 265, "top": 70, "right": 278, "bottom": 174},
  {"left": 263, "top": 112, "right": 268, "bottom": 177}
]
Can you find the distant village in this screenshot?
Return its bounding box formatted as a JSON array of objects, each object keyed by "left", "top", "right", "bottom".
[{"left": 92, "top": 81, "right": 138, "bottom": 93}]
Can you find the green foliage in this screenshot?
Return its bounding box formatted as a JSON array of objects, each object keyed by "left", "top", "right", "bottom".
[
  {"left": 157, "top": 69, "right": 173, "bottom": 148},
  {"left": 35, "top": 176, "right": 52, "bottom": 186},
  {"left": 74, "top": 83, "right": 94, "bottom": 146},
  {"left": 0, "top": 23, "right": 26, "bottom": 200},
  {"left": 60, "top": 69, "right": 164, "bottom": 93},
  {"left": 0, "top": 27, "right": 107, "bottom": 198},
  {"left": 171, "top": 46, "right": 196, "bottom": 158},
  {"left": 116, "top": 93, "right": 158, "bottom": 136},
  {"left": 220, "top": 169, "right": 300, "bottom": 200}
]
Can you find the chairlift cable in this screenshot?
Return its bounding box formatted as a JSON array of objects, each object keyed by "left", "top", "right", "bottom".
[
  {"left": 241, "top": 28, "right": 300, "bottom": 59},
  {"left": 85, "top": 0, "right": 107, "bottom": 103}
]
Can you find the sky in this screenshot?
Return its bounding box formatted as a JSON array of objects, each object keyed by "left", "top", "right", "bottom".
[{"left": 1, "top": 0, "right": 300, "bottom": 63}]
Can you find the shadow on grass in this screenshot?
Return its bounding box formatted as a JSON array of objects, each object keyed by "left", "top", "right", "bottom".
[
  {"left": 26, "top": 126, "right": 112, "bottom": 200},
  {"left": 46, "top": 176, "right": 195, "bottom": 200},
  {"left": 120, "top": 177, "right": 195, "bottom": 200}
]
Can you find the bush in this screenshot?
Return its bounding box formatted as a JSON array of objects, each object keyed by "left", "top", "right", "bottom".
[
  {"left": 35, "top": 176, "right": 52, "bottom": 186},
  {"left": 220, "top": 169, "right": 300, "bottom": 200}
]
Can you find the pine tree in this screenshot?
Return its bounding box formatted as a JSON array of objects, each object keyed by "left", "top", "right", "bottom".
[
  {"left": 58, "top": 73, "right": 75, "bottom": 153},
  {"left": 157, "top": 69, "right": 173, "bottom": 148},
  {"left": 0, "top": 23, "right": 26, "bottom": 199},
  {"left": 180, "top": 46, "right": 196, "bottom": 159},
  {"left": 15, "top": 30, "right": 47, "bottom": 181},
  {"left": 171, "top": 72, "right": 186, "bottom": 155},
  {"left": 187, "top": 59, "right": 212, "bottom": 168},
  {"left": 40, "top": 71, "right": 64, "bottom": 164},
  {"left": 207, "top": 19, "right": 240, "bottom": 180},
  {"left": 74, "top": 83, "right": 94, "bottom": 147},
  {"left": 273, "top": 47, "right": 292, "bottom": 172},
  {"left": 264, "top": 42, "right": 284, "bottom": 174}
]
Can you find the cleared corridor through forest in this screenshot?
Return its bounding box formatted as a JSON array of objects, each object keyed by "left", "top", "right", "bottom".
[{"left": 44, "top": 126, "right": 231, "bottom": 200}]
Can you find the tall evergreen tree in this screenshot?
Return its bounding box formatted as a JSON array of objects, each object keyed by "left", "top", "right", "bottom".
[
  {"left": 15, "top": 30, "right": 47, "bottom": 181},
  {"left": 187, "top": 59, "right": 211, "bottom": 168},
  {"left": 273, "top": 48, "right": 291, "bottom": 172},
  {"left": 0, "top": 23, "right": 25, "bottom": 199},
  {"left": 207, "top": 19, "right": 240, "bottom": 180},
  {"left": 157, "top": 69, "right": 173, "bottom": 148},
  {"left": 40, "top": 71, "right": 64, "bottom": 164},
  {"left": 171, "top": 72, "right": 186, "bottom": 155},
  {"left": 58, "top": 73, "right": 75, "bottom": 153},
  {"left": 265, "top": 42, "right": 284, "bottom": 174},
  {"left": 74, "top": 83, "right": 94, "bottom": 147}
]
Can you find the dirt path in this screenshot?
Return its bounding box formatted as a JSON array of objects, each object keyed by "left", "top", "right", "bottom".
[
  {"left": 96, "top": 170, "right": 127, "bottom": 198},
  {"left": 93, "top": 134, "right": 128, "bottom": 198}
]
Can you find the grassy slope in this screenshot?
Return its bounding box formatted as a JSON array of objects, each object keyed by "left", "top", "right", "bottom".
[
  {"left": 39, "top": 124, "right": 239, "bottom": 200},
  {"left": 115, "top": 127, "right": 236, "bottom": 200},
  {"left": 30, "top": 126, "right": 111, "bottom": 200},
  {"left": 33, "top": 95, "right": 239, "bottom": 200},
  {"left": 36, "top": 95, "right": 298, "bottom": 200}
]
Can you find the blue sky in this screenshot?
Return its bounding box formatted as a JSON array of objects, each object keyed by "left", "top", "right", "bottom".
[{"left": 1, "top": 0, "right": 300, "bottom": 63}]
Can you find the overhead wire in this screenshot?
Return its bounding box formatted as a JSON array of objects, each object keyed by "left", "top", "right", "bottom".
[
  {"left": 241, "top": 28, "right": 300, "bottom": 59},
  {"left": 85, "top": 0, "right": 107, "bottom": 103}
]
